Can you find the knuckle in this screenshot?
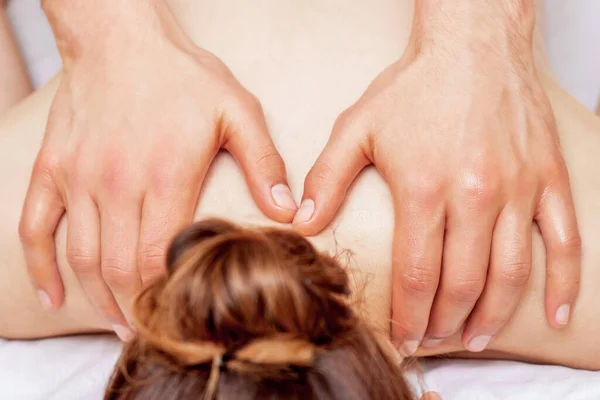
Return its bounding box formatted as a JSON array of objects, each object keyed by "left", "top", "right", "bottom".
[
  {"left": 18, "top": 219, "right": 40, "bottom": 247},
  {"left": 400, "top": 264, "right": 438, "bottom": 297},
  {"left": 34, "top": 150, "right": 61, "bottom": 179},
  {"left": 556, "top": 234, "right": 582, "bottom": 258},
  {"left": 102, "top": 260, "right": 137, "bottom": 289},
  {"left": 497, "top": 261, "right": 531, "bottom": 288},
  {"left": 66, "top": 247, "right": 97, "bottom": 274},
  {"left": 446, "top": 278, "right": 485, "bottom": 304},
  {"left": 540, "top": 164, "right": 572, "bottom": 195},
  {"left": 548, "top": 264, "right": 581, "bottom": 292},
  {"left": 332, "top": 107, "right": 364, "bottom": 138},
  {"left": 244, "top": 92, "right": 264, "bottom": 114},
  {"left": 560, "top": 273, "right": 581, "bottom": 292},
  {"left": 541, "top": 153, "right": 568, "bottom": 180},
  {"left": 459, "top": 167, "right": 500, "bottom": 207},
  {"left": 226, "top": 91, "right": 264, "bottom": 118},
  {"left": 333, "top": 110, "right": 352, "bottom": 133},
  {"left": 307, "top": 158, "right": 338, "bottom": 188},
  {"left": 139, "top": 244, "right": 167, "bottom": 281},
  {"left": 99, "top": 153, "right": 132, "bottom": 195},
  {"left": 254, "top": 144, "right": 285, "bottom": 173},
  {"left": 404, "top": 171, "right": 445, "bottom": 205}
]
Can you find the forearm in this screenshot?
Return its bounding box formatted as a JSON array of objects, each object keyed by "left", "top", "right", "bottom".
[
  {"left": 409, "top": 0, "right": 536, "bottom": 57},
  {"left": 41, "top": 0, "right": 181, "bottom": 66},
  {"left": 0, "top": 8, "right": 32, "bottom": 114}
]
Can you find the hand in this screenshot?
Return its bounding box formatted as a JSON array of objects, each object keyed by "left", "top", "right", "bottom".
[
  {"left": 20, "top": 2, "right": 296, "bottom": 340},
  {"left": 294, "top": 1, "right": 580, "bottom": 354}
]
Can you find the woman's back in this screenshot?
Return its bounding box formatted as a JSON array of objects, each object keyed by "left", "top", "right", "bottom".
[{"left": 160, "top": 0, "right": 411, "bottom": 329}]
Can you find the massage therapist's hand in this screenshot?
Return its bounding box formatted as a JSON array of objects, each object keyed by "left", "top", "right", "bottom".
[
  {"left": 19, "top": 1, "right": 296, "bottom": 340},
  {"left": 295, "top": 1, "right": 581, "bottom": 354}
]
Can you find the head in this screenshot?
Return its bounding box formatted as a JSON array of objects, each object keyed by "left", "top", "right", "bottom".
[{"left": 105, "top": 218, "right": 415, "bottom": 400}]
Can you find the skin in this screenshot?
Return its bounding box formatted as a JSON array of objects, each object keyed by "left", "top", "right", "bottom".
[
  {"left": 1, "top": 0, "right": 598, "bottom": 371},
  {"left": 0, "top": 2, "right": 33, "bottom": 114},
  {"left": 22, "top": 0, "right": 297, "bottom": 340},
  {"left": 21, "top": 0, "right": 580, "bottom": 347},
  {"left": 292, "top": 0, "right": 580, "bottom": 355}
]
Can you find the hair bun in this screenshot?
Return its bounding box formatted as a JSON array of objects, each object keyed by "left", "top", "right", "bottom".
[
  {"left": 133, "top": 219, "right": 357, "bottom": 362},
  {"left": 108, "top": 219, "right": 415, "bottom": 400},
  {"left": 165, "top": 219, "right": 237, "bottom": 273}
]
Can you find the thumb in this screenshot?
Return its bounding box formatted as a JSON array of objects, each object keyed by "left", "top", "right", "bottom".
[
  {"left": 293, "top": 110, "right": 370, "bottom": 235},
  {"left": 421, "top": 392, "right": 442, "bottom": 400},
  {"left": 224, "top": 95, "right": 297, "bottom": 223}
]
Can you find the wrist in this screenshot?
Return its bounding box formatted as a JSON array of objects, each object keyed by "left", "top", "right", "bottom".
[
  {"left": 42, "top": 0, "right": 166, "bottom": 65},
  {"left": 409, "top": 0, "right": 536, "bottom": 60}
]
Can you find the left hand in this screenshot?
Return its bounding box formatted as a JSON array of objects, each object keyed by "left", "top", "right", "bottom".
[{"left": 293, "top": 2, "right": 580, "bottom": 354}]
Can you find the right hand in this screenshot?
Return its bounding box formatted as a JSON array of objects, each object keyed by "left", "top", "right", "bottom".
[{"left": 20, "top": 2, "right": 296, "bottom": 340}]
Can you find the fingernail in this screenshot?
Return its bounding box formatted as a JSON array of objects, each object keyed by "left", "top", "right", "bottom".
[
  {"left": 421, "top": 338, "right": 444, "bottom": 348},
  {"left": 37, "top": 290, "right": 53, "bottom": 311},
  {"left": 467, "top": 335, "right": 492, "bottom": 352},
  {"left": 426, "top": 392, "right": 443, "bottom": 400},
  {"left": 555, "top": 304, "right": 570, "bottom": 326},
  {"left": 293, "top": 199, "right": 315, "bottom": 225},
  {"left": 401, "top": 339, "right": 420, "bottom": 356},
  {"left": 271, "top": 184, "right": 297, "bottom": 210},
  {"left": 113, "top": 324, "right": 135, "bottom": 342}
]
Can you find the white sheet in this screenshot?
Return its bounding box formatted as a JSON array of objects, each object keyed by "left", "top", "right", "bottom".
[
  {"left": 0, "top": 336, "right": 120, "bottom": 400},
  {"left": 421, "top": 359, "right": 600, "bottom": 400},
  {"left": 2, "top": 335, "right": 600, "bottom": 400},
  {"left": 3, "top": 1, "right": 600, "bottom": 399}
]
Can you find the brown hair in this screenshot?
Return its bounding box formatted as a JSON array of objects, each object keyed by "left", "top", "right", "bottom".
[{"left": 105, "top": 219, "right": 415, "bottom": 400}]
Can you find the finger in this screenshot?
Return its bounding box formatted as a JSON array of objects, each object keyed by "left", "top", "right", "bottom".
[
  {"left": 137, "top": 188, "right": 198, "bottom": 287},
  {"left": 421, "top": 392, "right": 443, "bottom": 400},
  {"left": 100, "top": 198, "right": 143, "bottom": 333},
  {"left": 536, "top": 180, "right": 581, "bottom": 328},
  {"left": 19, "top": 167, "right": 65, "bottom": 311},
  {"left": 293, "top": 110, "right": 370, "bottom": 235},
  {"left": 224, "top": 95, "right": 297, "bottom": 223},
  {"left": 423, "top": 201, "right": 496, "bottom": 347},
  {"left": 462, "top": 205, "right": 532, "bottom": 352},
  {"left": 391, "top": 194, "right": 445, "bottom": 356},
  {"left": 66, "top": 193, "right": 129, "bottom": 336}
]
